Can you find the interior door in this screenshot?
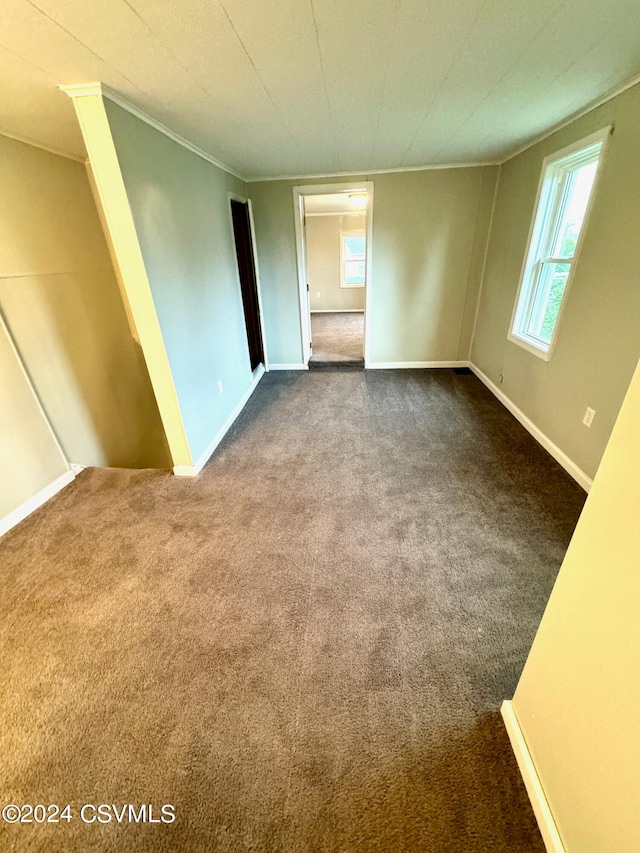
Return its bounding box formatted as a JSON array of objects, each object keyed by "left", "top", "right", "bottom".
[{"left": 230, "top": 199, "right": 264, "bottom": 372}]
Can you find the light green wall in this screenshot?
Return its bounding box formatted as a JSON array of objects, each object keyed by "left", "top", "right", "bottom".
[
  {"left": 249, "top": 167, "right": 497, "bottom": 365},
  {"left": 307, "top": 214, "right": 366, "bottom": 312},
  {"left": 0, "top": 134, "right": 168, "bottom": 470},
  {"left": 0, "top": 319, "right": 68, "bottom": 519},
  {"left": 104, "top": 101, "right": 254, "bottom": 462},
  {"left": 472, "top": 82, "right": 640, "bottom": 480}
]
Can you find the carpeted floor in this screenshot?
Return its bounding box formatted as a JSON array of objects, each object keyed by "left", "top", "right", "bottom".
[
  {"left": 0, "top": 369, "right": 586, "bottom": 852},
  {"left": 310, "top": 312, "right": 364, "bottom": 363}
]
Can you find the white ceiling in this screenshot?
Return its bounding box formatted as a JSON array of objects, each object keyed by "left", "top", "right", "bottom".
[{"left": 2, "top": 0, "right": 640, "bottom": 179}]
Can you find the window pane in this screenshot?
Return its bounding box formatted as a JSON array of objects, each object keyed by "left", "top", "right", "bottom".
[
  {"left": 511, "top": 133, "right": 606, "bottom": 356},
  {"left": 526, "top": 262, "right": 570, "bottom": 342},
  {"left": 550, "top": 160, "right": 598, "bottom": 259},
  {"left": 344, "top": 260, "right": 365, "bottom": 284},
  {"left": 344, "top": 236, "right": 365, "bottom": 259}
]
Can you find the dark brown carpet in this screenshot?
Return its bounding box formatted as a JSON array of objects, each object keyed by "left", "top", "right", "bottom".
[
  {"left": 0, "top": 369, "right": 585, "bottom": 852},
  {"left": 310, "top": 312, "right": 364, "bottom": 363}
]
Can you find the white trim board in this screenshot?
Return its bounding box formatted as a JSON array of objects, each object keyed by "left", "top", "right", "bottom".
[
  {"left": 268, "top": 363, "right": 308, "bottom": 370},
  {"left": 173, "top": 364, "right": 265, "bottom": 477},
  {"left": 60, "top": 83, "right": 244, "bottom": 181},
  {"left": 469, "top": 362, "right": 592, "bottom": 492},
  {"left": 367, "top": 361, "right": 469, "bottom": 369},
  {"left": 501, "top": 701, "right": 566, "bottom": 853},
  {"left": 246, "top": 160, "right": 500, "bottom": 182},
  {"left": 0, "top": 471, "right": 75, "bottom": 538},
  {"left": 310, "top": 310, "right": 364, "bottom": 314}
]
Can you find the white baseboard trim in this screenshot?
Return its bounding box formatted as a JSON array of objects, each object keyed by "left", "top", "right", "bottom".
[
  {"left": 0, "top": 470, "right": 76, "bottom": 538},
  {"left": 172, "top": 465, "right": 196, "bottom": 477},
  {"left": 310, "top": 309, "right": 364, "bottom": 314},
  {"left": 366, "top": 360, "right": 469, "bottom": 369},
  {"left": 501, "top": 701, "right": 566, "bottom": 853},
  {"left": 69, "top": 463, "right": 86, "bottom": 476},
  {"left": 469, "top": 362, "right": 592, "bottom": 493},
  {"left": 269, "top": 363, "right": 308, "bottom": 370},
  {"left": 172, "top": 365, "right": 266, "bottom": 478}
]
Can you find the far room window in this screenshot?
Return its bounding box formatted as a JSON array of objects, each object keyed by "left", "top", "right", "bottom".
[
  {"left": 509, "top": 127, "right": 609, "bottom": 360},
  {"left": 341, "top": 231, "right": 366, "bottom": 288}
]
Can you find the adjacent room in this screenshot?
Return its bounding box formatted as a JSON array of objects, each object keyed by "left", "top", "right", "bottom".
[
  {"left": 1, "top": 1, "right": 640, "bottom": 851},
  {"left": 304, "top": 190, "right": 369, "bottom": 367}
]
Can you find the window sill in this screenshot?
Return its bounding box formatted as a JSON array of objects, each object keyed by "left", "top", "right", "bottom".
[{"left": 507, "top": 332, "right": 552, "bottom": 362}]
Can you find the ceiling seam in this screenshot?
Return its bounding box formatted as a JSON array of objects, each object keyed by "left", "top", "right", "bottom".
[
  {"left": 499, "top": 70, "right": 640, "bottom": 164},
  {"left": 120, "top": 0, "right": 250, "bottom": 174},
  {"left": 398, "top": 0, "right": 494, "bottom": 167},
  {"left": 120, "top": 0, "right": 217, "bottom": 106},
  {"left": 24, "top": 0, "right": 144, "bottom": 94},
  {"left": 310, "top": 0, "right": 342, "bottom": 172},
  {"left": 429, "top": 0, "right": 574, "bottom": 162},
  {"left": 216, "top": 0, "right": 298, "bottom": 151},
  {"left": 0, "top": 39, "right": 61, "bottom": 83},
  {"left": 369, "top": 0, "right": 402, "bottom": 167},
  {"left": 483, "top": 23, "right": 627, "bottom": 159}
]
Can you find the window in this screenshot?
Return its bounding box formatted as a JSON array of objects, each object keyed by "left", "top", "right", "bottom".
[
  {"left": 341, "top": 231, "right": 366, "bottom": 288},
  {"left": 509, "top": 128, "right": 609, "bottom": 359}
]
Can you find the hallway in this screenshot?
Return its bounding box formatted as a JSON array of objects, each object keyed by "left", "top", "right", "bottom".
[{"left": 310, "top": 312, "right": 364, "bottom": 365}]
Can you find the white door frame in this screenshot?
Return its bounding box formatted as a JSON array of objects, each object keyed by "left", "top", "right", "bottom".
[
  {"left": 292, "top": 181, "right": 374, "bottom": 367},
  {"left": 228, "top": 192, "right": 269, "bottom": 372}
]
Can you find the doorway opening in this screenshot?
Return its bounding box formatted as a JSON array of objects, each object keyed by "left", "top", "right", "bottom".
[
  {"left": 230, "top": 196, "right": 267, "bottom": 374},
  {"left": 292, "top": 182, "right": 373, "bottom": 369}
]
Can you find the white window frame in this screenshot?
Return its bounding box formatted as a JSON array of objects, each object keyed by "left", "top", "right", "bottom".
[
  {"left": 508, "top": 126, "right": 611, "bottom": 361},
  {"left": 340, "top": 229, "right": 366, "bottom": 289}
]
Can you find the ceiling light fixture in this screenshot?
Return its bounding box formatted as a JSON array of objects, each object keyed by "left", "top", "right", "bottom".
[{"left": 348, "top": 192, "right": 368, "bottom": 209}]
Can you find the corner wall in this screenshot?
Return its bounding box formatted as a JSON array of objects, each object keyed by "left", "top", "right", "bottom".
[
  {"left": 471, "top": 82, "right": 640, "bottom": 481},
  {"left": 102, "top": 100, "right": 255, "bottom": 465},
  {"left": 249, "top": 166, "right": 498, "bottom": 366},
  {"left": 0, "top": 133, "right": 169, "bottom": 471}
]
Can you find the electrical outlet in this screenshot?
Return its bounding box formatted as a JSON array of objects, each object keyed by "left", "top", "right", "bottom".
[
  {"left": 583, "top": 407, "right": 595, "bottom": 427},
  {"left": 316, "top": 291, "right": 320, "bottom": 298},
  {"left": 218, "top": 380, "right": 223, "bottom": 394}
]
